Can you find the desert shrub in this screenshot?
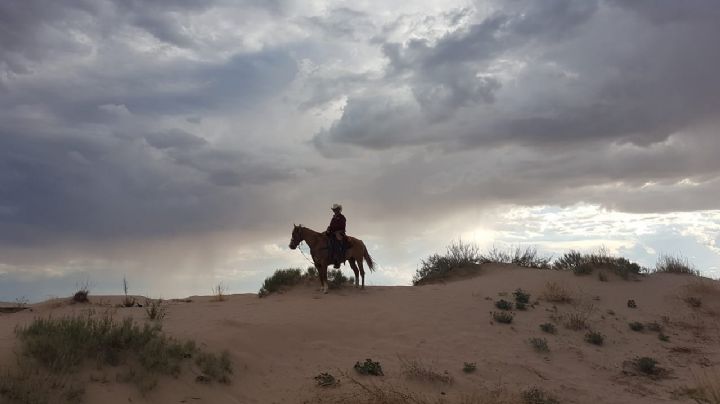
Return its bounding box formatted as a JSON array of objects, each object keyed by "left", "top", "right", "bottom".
[
  {"left": 211, "top": 282, "right": 227, "bottom": 302},
  {"left": 314, "top": 372, "right": 338, "bottom": 387},
  {"left": 573, "top": 262, "right": 594, "bottom": 276},
  {"left": 72, "top": 281, "right": 90, "bottom": 304},
  {"left": 462, "top": 362, "right": 477, "bottom": 373},
  {"left": 145, "top": 299, "right": 167, "bottom": 321},
  {"left": 685, "top": 296, "right": 702, "bottom": 308},
  {"left": 258, "top": 268, "right": 303, "bottom": 297},
  {"left": 514, "top": 289, "right": 531, "bottom": 304},
  {"left": 121, "top": 277, "right": 136, "bottom": 307},
  {"left": 516, "top": 302, "right": 527, "bottom": 311},
  {"left": 522, "top": 387, "right": 559, "bottom": 404},
  {"left": 328, "top": 269, "right": 351, "bottom": 289},
  {"left": 627, "top": 299, "right": 637, "bottom": 308},
  {"left": 540, "top": 323, "right": 556, "bottom": 334},
  {"left": 354, "top": 359, "right": 383, "bottom": 376},
  {"left": 4, "top": 315, "right": 230, "bottom": 401},
  {"left": 553, "top": 248, "right": 643, "bottom": 279},
  {"left": 654, "top": 254, "right": 699, "bottom": 275},
  {"left": 413, "top": 240, "right": 482, "bottom": 285},
  {"left": 0, "top": 362, "right": 85, "bottom": 404},
  {"left": 542, "top": 282, "right": 572, "bottom": 303},
  {"left": 529, "top": 338, "right": 549, "bottom": 353},
  {"left": 399, "top": 357, "right": 453, "bottom": 384},
  {"left": 495, "top": 299, "right": 513, "bottom": 311},
  {"left": 629, "top": 322, "right": 644, "bottom": 332},
  {"left": 483, "top": 246, "right": 552, "bottom": 269},
  {"left": 597, "top": 271, "right": 608, "bottom": 282},
  {"left": 658, "top": 334, "right": 670, "bottom": 342},
  {"left": 564, "top": 313, "right": 588, "bottom": 331},
  {"left": 585, "top": 331, "right": 604, "bottom": 346},
  {"left": 634, "top": 357, "right": 659, "bottom": 375},
  {"left": 492, "top": 311, "right": 514, "bottom": 324},
  {"left": 195, "top": 351, "right": 232, "bottom": 384},
  {"left": 691, "top": 369, "right": 720, "bottom": 404},
  {"left": 304, "top": 266, "right": 318, "bottom": 280}
]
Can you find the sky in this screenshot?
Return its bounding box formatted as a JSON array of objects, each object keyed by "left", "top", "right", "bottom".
[{"left": 1, "top": 0, "right": 719, "bottom": 302}]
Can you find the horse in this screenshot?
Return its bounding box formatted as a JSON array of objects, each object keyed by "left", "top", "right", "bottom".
[{"left": 289, "top": 224, "right": 374, "bottom": 294}]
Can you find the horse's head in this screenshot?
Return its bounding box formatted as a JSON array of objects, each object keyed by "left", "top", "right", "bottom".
[{"left": 289, "top": 224, "right": 303, "bottom": 250}]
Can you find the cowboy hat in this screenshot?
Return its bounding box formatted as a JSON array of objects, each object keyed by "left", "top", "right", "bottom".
[{"left": 331, "top": 203, "right": 342, "bottom": 211}]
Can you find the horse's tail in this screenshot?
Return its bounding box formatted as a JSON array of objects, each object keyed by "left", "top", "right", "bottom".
[{"left": 363, "top": 246, "right": 375, "bottom": 272}]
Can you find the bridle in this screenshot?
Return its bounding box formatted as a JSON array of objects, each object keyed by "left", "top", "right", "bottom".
[
  {"left": 290, "top": 225, "right": 315, "bottom": 266},
  {"left": 289, "top": 225, "right": 303, "bottom": 249}
]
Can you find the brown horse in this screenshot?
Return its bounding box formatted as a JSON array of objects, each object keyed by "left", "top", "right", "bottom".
[{"left": 289, "top": 224, "right": 374, "bottom": 293}]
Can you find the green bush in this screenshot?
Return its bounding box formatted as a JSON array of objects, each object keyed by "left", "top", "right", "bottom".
[
  {"left": 328, "top": 269, "right": 351, "bottom": 289},
  {"left": 258, "top": 268, "right": 303, "bottom": 297},
  {"left": 529, "top": 338, "right": 549, "bottom": 353},
  {"left": 2, "top": 315, "right": 231, "bottom": 402},
  {"left": 483, "top": 246, "right": 552, "bottom": 269},
  {"left": 195, "top": 351, "right": 233, "bottom": 384},
  {"left": 629, "top": 322, "right": 644, "bottom": 332},
  {"left": 304, "top": 266, "right": 318, "bottom": 279},
  {"left": 462, "top": 362, "right": 476, "bottom": 373},
  {"left": 553, "top": 249, "right": 643, "bottom": 279},
  {"left": 492, "top": 312, "right": 513, "bottom": 324},
  {"left": 495, "top": 299, "right": 513, "bottom": 311},
  {"left": 513, "top": 289, "right": 531, "bottom": 304},
  {"left": 522, "top": 387, "right": 559, "bottom": 404},
  {"left": 654, "top": 254, "right": 699, "bottom": 275},
  {"left": 145, "top": 299, "right": 167, "bottom": 320},
  {"left": 314, "top": 372, "right": 338, "bottom": 387},
  {"left": 585, "top": 331, "right": 604, "bottom": 346},
  {"left": 354, "top": 359, "right": 383, "bottom": 376},
  {"left": 413, "top": 240, "right": 482, "bottom": 285},
  {"left": 635, "top": 357, "right": 658, "bottom": 374},
  {"left": 540, "top": 323, "right": 556, "bottom": 334},
  {"left": 684, "top": 296, "right": 702, "bottom": 308}
]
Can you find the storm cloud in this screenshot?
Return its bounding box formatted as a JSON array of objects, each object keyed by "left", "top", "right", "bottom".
[{"left": 1, "top": 0, "right": 718, "bottom": 299}]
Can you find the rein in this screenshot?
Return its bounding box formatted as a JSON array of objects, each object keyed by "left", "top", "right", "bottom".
[{"left": 298, "top": 242, "right": 315, "bottom": 266}]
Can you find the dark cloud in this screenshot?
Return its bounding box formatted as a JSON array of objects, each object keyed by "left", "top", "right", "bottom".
[
  {"left": 144, "top": 129, "right": 208, "bottom": 150},
  {"left": 1, "top": 0, "right": 719, "bottom": 293},
  {"left": 0, "top": 123, "right": 295, "bottom": 245},
  {"left": 314, "top": 0, "right": 720, "bottom": 152}
]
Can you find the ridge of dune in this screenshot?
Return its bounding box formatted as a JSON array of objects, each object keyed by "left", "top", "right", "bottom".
[{"left": 1, "top": 264, "right": 719, "bottom": 403}]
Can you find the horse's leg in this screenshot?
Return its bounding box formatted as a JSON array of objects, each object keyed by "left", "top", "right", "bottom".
[
  {"left": 349, "top": 259, "right": 360, "bottom": 288},
  {"left": 315, "top": 263, "right": 324, "bottom": 292},
  {"left": 358, "top": 258, "right": 365, "bottom": 289},
  {"left": 320, "top": 264, "right": 329, "bottom": 294}
]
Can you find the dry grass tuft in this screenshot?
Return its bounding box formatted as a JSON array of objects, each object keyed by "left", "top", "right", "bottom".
[
  {"left": 212, "top": 282, "right": 228, "bottom": 302},
  {"left": 685, "top": 279, "right": 720, "bottom": 295},
  {"left": 691, "top": 368, "right": 720, "bottom": 403},
  {"left": 654, "top": 254, "right": 699, "bottom": 276},
  {"left": 563, "top": 312, "right": 589, "bottom": 331},
  {"left": 71, "top": 281, "right": 90, "bottom": 304},
  {"left": 541, "top": 282, "right": 572, "bottom": 303},
  {"left": 398, "top": 356, "right": 453, "bottom": 385},
  {"left": 314, "top": 374, "right": 519, "bottom": 404}
]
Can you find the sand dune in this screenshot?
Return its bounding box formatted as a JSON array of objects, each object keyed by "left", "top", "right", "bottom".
[{"left": 1, "top": 264, "right": 719, "bottom": 403}]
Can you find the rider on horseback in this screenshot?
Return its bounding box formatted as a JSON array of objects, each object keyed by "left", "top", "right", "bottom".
[{"left": 326, "top": 203, "right": 346, "bottom": 269}]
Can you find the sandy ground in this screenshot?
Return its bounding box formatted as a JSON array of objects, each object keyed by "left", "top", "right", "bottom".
[{"left": 1, "top": 264, "right": 719, "bottom": 403}]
